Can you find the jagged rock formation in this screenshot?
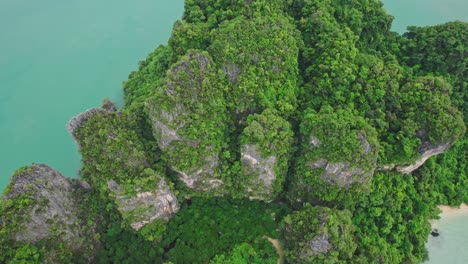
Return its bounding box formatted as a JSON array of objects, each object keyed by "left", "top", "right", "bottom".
[
  {"left": 241, "top": 144, "right": 278, "bottom": 201},
  {"left": 280, "top": 205, "right": 356, "bottom": 263},
  {"left": 239, "top": 109, "right": 293, "bottom": 201},
  {"left": 397, "top": 142, "right": 452, "bottom": 174},
  {"left": 379, "top": 141, "right": 453, "bottom": 174},
  {"left": 310, "top": 133, "right": 375, "bottom": 188},
  {"left": 3, "top": 164, "right": 86, "bottom": 244},
  {"left": 0, "top": 164, "right": 95, "bottom": 262},
  {"left": 107, "top": 176, "right": 179, "bottom": 230},
  {"left": 66, "top": 108, "right": 109, "bottom": 141},
  {"left": 288, "top": 109, "right": 379, "bottom": 206},
  {"left": 146, "top": 50, "right": 227, "bottom": 192}
]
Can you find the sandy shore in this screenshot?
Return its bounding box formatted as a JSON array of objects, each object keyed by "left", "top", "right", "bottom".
[
  {"left": 430, "top": 204, "right": 468, "bottom": 228},
  {"left": 437, "top": 204, "right": 468, "bottom": 217}
]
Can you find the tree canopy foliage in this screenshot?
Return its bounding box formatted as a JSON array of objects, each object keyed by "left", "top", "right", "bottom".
[{"left": 1, "top": 1, "right": 467, "bottom": 263}]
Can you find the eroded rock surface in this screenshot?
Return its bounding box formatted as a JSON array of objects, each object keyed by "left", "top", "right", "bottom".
[
  {"left": 309, "top": 134, "right": 375, "bottom": 188},
  {"left": 241, "top": 144, "right": 278, "bottom": 201},
  {"left": 66, "top": 108, "right": 109, "bottom": 141},
  {"left": 146, "top": 50, "right": 226, "bottom": 192},
  {"left": 396, "top": 142, "right": 451, "bottom": 174},
  {"left": 107, "top": 177, "right": 179, "bottom": 230},
  {"left": 2, "top": 164, "right": 88, "bottom": 249}
]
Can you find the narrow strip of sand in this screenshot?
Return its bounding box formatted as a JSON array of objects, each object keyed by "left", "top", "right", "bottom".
[
  {"left": 430, "top": 204, "right": 468, "bottom": 228},
  {"left": 437, "top": 204, "right": 468, "bottom": 216}
]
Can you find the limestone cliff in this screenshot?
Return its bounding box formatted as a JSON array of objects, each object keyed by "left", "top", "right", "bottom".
[
  {"left": 107, "top": 172, "right": 179, "bottom": 230},
  {"left": 239, "top": 109, "right": 293, "bottom": 201},
  {"left": 280, "top": 205, "right": 356, "bottom": 263},
  {"left": 288, "top": 109, "right": 379, "bottom": 206},
  {"left": 0, "top": 164, "right": 95, "bottom": 263},
  {"left": 381, "top": 142, "right": 452, "bottom": 174},
  {"left": 146, "top": 50, "right": 228, "bottom": 192},
  {"left": 66, "top": 107, "right": 110, "bottom": 142}
]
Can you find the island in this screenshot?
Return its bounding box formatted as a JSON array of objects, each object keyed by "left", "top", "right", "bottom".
[{"left": 1, "top": 1, "right": 466, "bottom": 263}]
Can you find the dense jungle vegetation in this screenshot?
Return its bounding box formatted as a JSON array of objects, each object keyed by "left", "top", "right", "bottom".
[{"left": 1, "top": 0, "right": 467, "bottom": 263}]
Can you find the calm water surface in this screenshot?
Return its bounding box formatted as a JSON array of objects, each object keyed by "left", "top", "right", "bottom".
[{"left": 0, "top": 0, "right": 184, "bottom": 191}]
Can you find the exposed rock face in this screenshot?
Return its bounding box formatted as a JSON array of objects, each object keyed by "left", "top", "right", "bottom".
[
  {"left": 308, "top": 134, "right": 375, "bottom": 188},
  {"left": 241, "top": 144, "right": 278, "bottom": 201},
  {"left": 379, "top": 141, "right": 452, "bottom": 174},
  {"left": 310, "top": 159, "right": 372, "bottom": 188},
  {"left": 396, "top": 142, "right": 452, "bottom": 174},
  {"left": 301, "top": 234, "right": 332, "bottom": 258},
  {"left": 107, "top": 177, "right": 179, "bottom": 230},
  {"left": 146, "top": 50, "right": 226, "bottom": 192},
  {"left": 281, "top": 205, "right": 356, "bottom": 263},
  {"left": 66, "top": 108, "right": 109, "bottom": 141},
  {"left": 172, "top": 154, "right": 224, "bottom": 191},
  {"left": 2, "top": 164, "right": 88, "bottom": 249}
]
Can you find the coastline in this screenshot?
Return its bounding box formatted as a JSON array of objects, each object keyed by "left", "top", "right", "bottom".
[
  {"left": 435, "top": 204, "right": 468, "bottom": 220},
  {"left": 430, "top": 204, "right": 468, "bottom": 228},
  {"left": 426, "top": 204, "right": 468, "bottom": 263}
]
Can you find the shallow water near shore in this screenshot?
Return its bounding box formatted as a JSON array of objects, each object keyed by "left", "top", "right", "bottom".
[{"left": 426, "top": 205, "right": 468, "bottom": 263}]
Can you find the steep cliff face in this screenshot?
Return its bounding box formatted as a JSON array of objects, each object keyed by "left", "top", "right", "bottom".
[
  {"left": 239, "top": 109, "right": 293, "bottom": 201},
  {"left": 146, "top": 50, "right": 228, "bottom": 192},
  {"left": 107, "top": 172, "right": 179, "bottom": 230},
  {"left": 0, "top": 164, "right": 95, "bottom": 262},
  {"left": 66, "top": 107, "right": 110, "bottom": 142},
  {"left": 381, "top": 142, "right": 453, "bottom": 174},
  {"left": 288, "top": 109, "right": 379, "bottom": 206},
  {"left": 241, "top": 144, "right": 278, "bottom": 201},
  {"left": 404, "top": 140, "right": 452, "bottom": 173},
  {"left": 310, "top": 133, "right": 375, "bottom": 188}
]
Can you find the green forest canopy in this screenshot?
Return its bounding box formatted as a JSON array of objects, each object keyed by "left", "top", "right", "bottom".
[{"left": 1, "top": 1, "right": 467, "bottom": 263}]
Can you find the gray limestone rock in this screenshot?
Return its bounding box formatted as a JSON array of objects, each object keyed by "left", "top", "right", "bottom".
[
  {"left": 241, "top": 144, "right": 278, "bottom": 201},
  {"left": 2, "top": 164, "right": 90, "bottom": 253},
  {"left": 66, "top": 108, "right": 109, "bottom": 142},
  {"left": 308, "top": 133, "right": 375, "bottom": 188},
  {"left": 396, "top": 142, "right": 451, "bottom": 174},
  {"left": 107, "top": 176, "right": 179, "bottom": 230}
]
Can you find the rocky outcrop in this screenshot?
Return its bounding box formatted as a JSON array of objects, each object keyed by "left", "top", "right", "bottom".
[
  {"left": 310, "top": 159, "right": 372, "bottom": 188},
  {"left": 172, "top": 155, "right": 224, "bottom": 191},
  {"left": 146, "top": 50, "right": 227, "bottom": 192},
  {"left": 241, "top": 144, "right": 278, "bottom": 201},
  {"left": 396, "top": 142, "right": 451, "bottom": 174},
  {"left": 107, "top": 176, "right": 179, "bottom": 230},
  {"left": 3, "top": 164, "right": 86, "bottom": 245},
  {"left": 66, "top": 108, "right": 109, "bottom": 141},
  {"left": 379, "top": 141, "right": 452, "bottom": 174},
  {"left": 281, "top": 205, "right": 356, "bottom": 263},
  {"left": 308, "top": 133, "right": 376, "bottom": 188}
]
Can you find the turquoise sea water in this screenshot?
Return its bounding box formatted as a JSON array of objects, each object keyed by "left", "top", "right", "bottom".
[
  {"left": 0, "top": 0, "right": 184, "bottom": 191},
  {"left": 383, "top": 0, "right": 468, "bottom": 33}
]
